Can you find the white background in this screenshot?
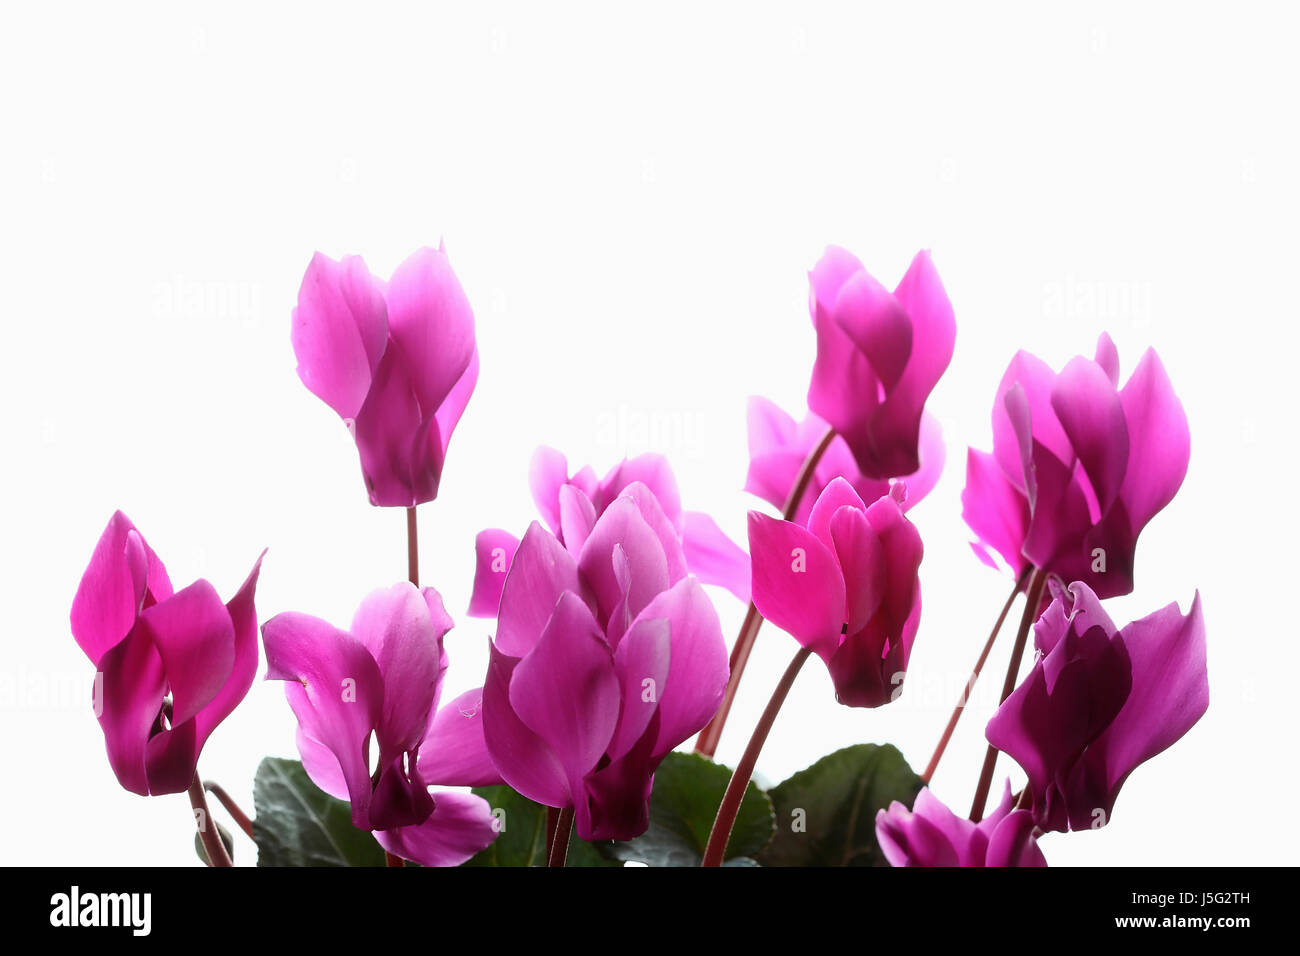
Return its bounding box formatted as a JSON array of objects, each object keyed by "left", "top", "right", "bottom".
[{"left": 2, "top": 2, "right": 1295, "bottom": 866}]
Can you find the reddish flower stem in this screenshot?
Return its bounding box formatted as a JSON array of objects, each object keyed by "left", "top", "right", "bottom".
[
  {"left": 381, "top": 506, "right": 422, "bottom": 870},
  {"left": 694, "top": 428, "right": 835, "bottom": 758},
  {"left": 547, "top": 807, "right": 574, "bottom": 867},
  {"left": 406, "top": 506, "right": 419, "bottom": 587},
  {"left": 203, "top": 780, "right": 254, "bottom": 839},
  {"left": 544, "top": 805, "right": 559, "bottom": 862},
  {"left": 968, "top": 567, "right": 1047, "bottom": 822},
  {"left": 701, "top": 646, "right": 812, "bottom": 867},
  {"left": 921, "top": 568, "right": 1030, "bottom": 783},
  {"left": 189, "top": 770, "right": 232, "bottom": 867}
]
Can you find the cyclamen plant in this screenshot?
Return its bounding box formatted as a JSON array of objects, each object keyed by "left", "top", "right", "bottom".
[{"left": 70, "top": 242, "right": 1207, "bottom": 867}]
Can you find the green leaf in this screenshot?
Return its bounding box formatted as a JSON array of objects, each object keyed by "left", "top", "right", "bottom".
[
  {"left": 193, "top": 820, "right": 235, "bottom": 866},
  {"left": 463, "top": 785, "right": 620, "bottom": 867},
  {"left": 602, "top": 751, "right": 774, "bottom": 866},
  {"left": 252, "top": 757, "right": 386, "bottom": 867},
  {"left": 756, "top": 743, "right": 924, "bottom": 867}
]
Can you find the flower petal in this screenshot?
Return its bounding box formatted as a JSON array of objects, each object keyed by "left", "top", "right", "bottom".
[
  {"left": 350, "top": 583, "right": 451, "bottom": 756},
  {"left": 376, "top": 790, "right": 499, "bottom": 866},
  {"left": 831, "top": 269, "right": 913, "bottom": 391},
  {"left": 597, "top": 454, "right": 683, "bottom": 525},
  {"left": 384, "top": 245, "right": 477, "bottom": 416},
  {"left": 192, "top": 552, "right": 264, "bottom": 747},
  {"left": 71, "top": 511, "right": 171, "bottom": 666},
  {"left": 806, "top": 476, "right": 868, "bottom": 553},
  {"left": 96, "top": 623, "right": 166, "bottom": 795},
  {"left": 508, "top": 592, "right": 620, "bottom": 784},
  {"left": 1085, "top": 593, "right": 1208, "bottom": 816},
  {"left": 747, "top": 511, "right": 845, "bottom": 658},
  {"left": 1117, "top": 348, "right": 1190, "bottom": 530},
  {"left": 634, "top": 577, "right": 728, "bottom": 756},
  {"left": 496, "top": 522, "right": 581, "bottom": 658},
  {"left": 961, "top": 448, "right": 1030, "bottom": 576},
  {"left": 681, "top": 510, "right": 751, "bottom": 603},
  {"left": 139, "top": 579, "right": 235, "bottom": 728},
  {"left": 482, "top": 641, "right": 571, "bottom": 808},
  {"left": 529, "top": 445, "right": 570, "bottom": 534},
  {"left": 578, "top": 495, "right": 671, "bottom": 633},
  {"left": 263, "top": 612, "right": 384, "bottom": 828},
  {"left": 291, "top": 252, "right": 388, "bottom": 420},
  {"left": 1051, "top": 355, "right": 1129, "bottom": 511},
  {"left": 467, "top": 529, "right": 520, "bottom": 618},
  {"left": 352, "top": 348, "right": 444, "bottom": 506},
  {"left": 607, "top": 616, "right": 671, "bottom": 760},
  {"left": 418, "top": 688, "right": 503, "bottom": 787}
]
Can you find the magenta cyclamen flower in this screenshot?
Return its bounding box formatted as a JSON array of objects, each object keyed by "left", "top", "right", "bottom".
[
  {"left": 876, "top": 782, "right": 1046, "bottom": 867},
  {"left": 745, "top": 396, "right": 945, "bottom": 525},
  {"left": 461, "top": 483, "right": 729, "bottom": 841},
  {"left": 963, "top": 335, "right": 1189, "bottom": 598},
  {"left": 807, "top": 246, "right": 956, "bottom": 479},
  {"left": 261, "top": 583, "right": 497, "bottom": 866},
  {"left": 467, "top": 446, "right": 750, "bottom": 618},
  {"left": 70, "top": 511, "right": 263, "bottom": 796},
  {"left": 985, "top": 581, "right": 1208, "bottom": 833},
  {"left": 291, "top": 245, "right": 479, "bottom": 507},
  {"left": 748, "top": 478, "right": 923, "bottom": 708}
]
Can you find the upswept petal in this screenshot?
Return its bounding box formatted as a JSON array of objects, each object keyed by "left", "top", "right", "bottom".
[
  {"left": 578, "top": 495, "right": 671, "bottom": 631},
  {"left": 495, "top": 522, "right": 580, "bottom": 657},
  {"left": 384, "top": 245, "right": 477, "bottom": 415},
  {"left": 291, "top": 252, "right": 388, "bottom": 420},
  {"left": 418, "top": 688, "right": 503, "bottom": 787},
  {"left": 831, "top": 270, "right": 913, "bottom": 391},
  {"left": 680, "top": 510, "right": 751, "bottom": 603},
  {"left": 263, "top": 612, "right": 384, "bottom": 828},
  {"left": 508, "top": 592, "right": 620, "bottom": 784},
  {"left": 350, "top": 583, "right": 450, "bottom": 755},
  {"left": 352, "top": 348, "right": 443, "bottom": 507},
  {"left": 631, "top": 577, "right": 727, "bottom": 756},
  {"left": 747, "top": 511, "right": 845, "bottom": 658},
  {"left": 467, "top": 529, "right": 520, "bottom": 618},
  {"left": 1117, "top": 348, "right": 1190, "bottom": 530},
  {"left": 1051, "top": 356, "right": 1129, "bottom": 512},
  {"left": 482, "top": 642, "right": 571, "bottom": 809}
]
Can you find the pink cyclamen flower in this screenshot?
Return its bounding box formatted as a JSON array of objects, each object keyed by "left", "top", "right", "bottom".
[
  {"left": 291, "top": 245, "right": 479, "bottom": 507},
  {"left": 455, "top": 483, "right": 729, "bottom": 841},
  {"left": 467, "top": 446, "right": 750, "bottom": 618},
  {"left": 745, "top": 396, "right": 945, "bottom": 525},
  {"left": 985, "top": 580, "right": 1208, "bottom": 833},
  {"left": 748, "top": 477, "right": 923, "bottom": 708},
  {"left": 260, "top": 583, "right": 498, "bottom": 866},
  {"left": 807, "top": 246, "right": 956, "bottom": 479},
  {"left": 876, "top": 782, "right": 1046, "bottom": 867},
  {"left": 70, "top": 511, "right": 263, "bottom": 796},
  {"left": 963, "top": 335, "right": 1189, "bottom": 598}
]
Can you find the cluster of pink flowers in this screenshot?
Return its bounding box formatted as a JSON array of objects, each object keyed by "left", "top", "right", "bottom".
[{"left": 70, "top": 241, "right": 1207, "bottom": 867}]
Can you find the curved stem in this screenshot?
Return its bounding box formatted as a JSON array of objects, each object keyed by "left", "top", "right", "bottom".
[
  {"left": 701, "top": 646, "right": 811, "bottom": 867},
  {"left": 695, "top": 428, "right": 835, "bottom": 758},
  {"left": 385, "top": 851, "right": 404, "bottom": 867},
  {"left": 406, "top": 506, "right": 419, "bottom": 587},
  {"left": 547, "top": 807, "right": 574, "bottom": 867},
  {"left": 968, "top": 567, "right": 1047, "bottom": 822},
  {"left": 189, "top": 770, "right": 232, "bottom": 867},
  {"left": 544, "top": 805, "right": 560, "bottom": 863},
  {"left": 921, "top": 568, "right": 1029, "bottom": 783},
  {"left": 203, "top": 781, "right": 254, "bottom": 839}
]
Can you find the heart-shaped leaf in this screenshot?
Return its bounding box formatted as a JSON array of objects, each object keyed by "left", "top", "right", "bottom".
[
  {"left": 252, "top": 757, "right": 386, "bottom": 867},
  {"left": 756, "top": 743, "right": 923, "bottom": 867}
]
